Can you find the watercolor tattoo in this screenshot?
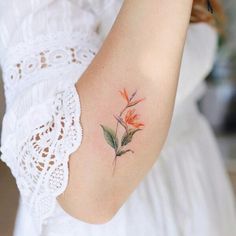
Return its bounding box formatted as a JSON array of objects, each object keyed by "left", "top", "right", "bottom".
[{"left": 100, "top": 88, "right": 145, "bottom": 176}]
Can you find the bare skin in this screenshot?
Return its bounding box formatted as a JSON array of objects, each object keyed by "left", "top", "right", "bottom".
[{"left": 57, "top": 0, "right": 194, "bottom": 224}]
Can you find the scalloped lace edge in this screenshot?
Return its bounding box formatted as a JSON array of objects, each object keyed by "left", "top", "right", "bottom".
[{"left": 0, "top": 81, "right": 84, "bottom": 234}]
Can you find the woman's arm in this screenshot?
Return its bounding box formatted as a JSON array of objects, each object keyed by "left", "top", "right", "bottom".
[{"left": 57, "top": 0, "right": 193, "bottom": 224}]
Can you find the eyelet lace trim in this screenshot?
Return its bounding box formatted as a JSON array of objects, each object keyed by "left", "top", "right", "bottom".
[
  {"left": 2, "top": 30, "right": 102, "bottom": 109},
  {"left": 5, "top": 44, "right": 96, "bottom": 83},
  {"left": 1, "top": 81, "right": 83, "bottom": 234},
  {"left": 0, "top": 30, "right": 100, "bottom": 234}
]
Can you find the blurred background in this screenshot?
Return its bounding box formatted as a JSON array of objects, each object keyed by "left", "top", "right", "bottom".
[
  {"left": 199, "top": 0, "right": 236, "bottom": 179},
  {"left": 0, "top": 0, "right": 236, "bottom": 235}
]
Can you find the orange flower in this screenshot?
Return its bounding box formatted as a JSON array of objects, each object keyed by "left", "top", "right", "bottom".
[
  {"left": 128, "top": 98, "right": 145, "bottom": 107},
  {"left": 125, "top": 109, "right": 144, "bottom": 129},
  {"left": 119, "top": 88, "right": 129, "bottom": 103},
  {"left": 119, "top": 88, "right": 145, "bottom": 107}
]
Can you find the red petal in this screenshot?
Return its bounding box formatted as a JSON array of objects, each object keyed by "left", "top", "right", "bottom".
[
  {"left": 128, "top": 98, "right": 145, "bottom": 107},
  {"left": 133, "top": 123, "right": 144, "bottom": 128},
  {"left": 119, "top": 88, "right": 129, "bottom": 102},
  {"left": 124, "top": 88, "right": 129, "bottom": 102},
  {"left": 119, "top": 90, "right": 126, "bottom": 101}
]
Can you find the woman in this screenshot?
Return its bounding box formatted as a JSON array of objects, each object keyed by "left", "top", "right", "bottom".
[{"left": 0, "top": 0, "right": 235, "bottom": 235}]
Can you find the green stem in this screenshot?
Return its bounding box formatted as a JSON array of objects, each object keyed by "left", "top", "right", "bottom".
[
  {"left": 114, "top": 103, "right": 129, "bottom": 147},
  {"left": 112, "top": 103, "right": 129, "bottom": 176},
  {"left": 112, "top": 156, "right": 117, "bottom": 176}
]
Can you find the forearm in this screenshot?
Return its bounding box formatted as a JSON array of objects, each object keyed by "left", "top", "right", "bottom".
[{"left": 58, "top": 0, "right": 193, "bottom": 223}]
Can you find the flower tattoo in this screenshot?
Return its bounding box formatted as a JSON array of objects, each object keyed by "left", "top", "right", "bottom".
[{"left": 100, "top": 88, "right": 145, "bottom": 176}]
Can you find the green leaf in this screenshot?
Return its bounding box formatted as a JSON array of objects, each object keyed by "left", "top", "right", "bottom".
[
  {"left": 100, "top": 125, "right": 119, "bottom": 150},
  {"left": 121, "top": 128, "right": 142, "bottom": 146},
  {"left": 116, "top": 149, "right": 134, "bottom": 156}
]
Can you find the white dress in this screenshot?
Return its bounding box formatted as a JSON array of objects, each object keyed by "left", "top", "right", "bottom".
[{"left": 0, "top": 1, "right": 236, "bottom": 236}]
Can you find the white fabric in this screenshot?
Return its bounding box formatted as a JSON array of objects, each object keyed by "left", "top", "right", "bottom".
[{"left": 0, "top": 1, "right": 236, "bottom": 236}]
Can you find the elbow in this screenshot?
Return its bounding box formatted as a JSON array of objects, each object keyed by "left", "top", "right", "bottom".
[
  {"left": 72, "top": 210, "right": 117, "bottom": 225},
  {"left": 90, "top": 209, "right": 118, "bottom": 225},
  {"left": 57, "top": 194, "right": 119, "bottom": 225},
  {"left": 76, "top": 204, "right": 118, "bottom": 225}
]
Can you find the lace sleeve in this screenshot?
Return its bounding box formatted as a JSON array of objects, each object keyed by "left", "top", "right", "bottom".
[
  {"left": 0, "top": 31, "right": 102, "bottom": 234},
  {"left": 0, "top": 79, "right": 82, "bottom": 232},
  {"left": 94, "top": 0, "right": 123, "bottom": 41}
]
